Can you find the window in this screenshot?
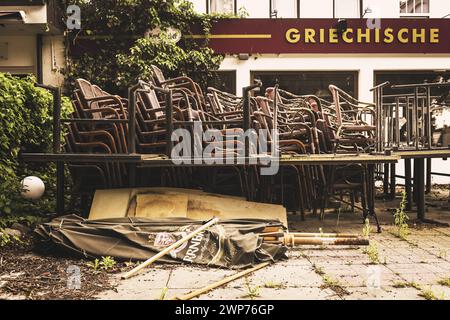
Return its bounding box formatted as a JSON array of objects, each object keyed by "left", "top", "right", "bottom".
[
  {"left": 270, "top": 0, "right": 298, "bottom": 18},
  {"left": 299, "top": 0, "right": 334, "bottom": 18},
  {"left": 207, "top": 0, "right": 236, "bottom": 14},
  {"left": 334, "top": 0, "right": 360, "bottom": 18},
  {"left": 375, "top": 70, "right": 450, "bottom": 96},
  {"left": 400, "top": 0, "right": 430, "bottom": 16},
  {"left": 208, "top": 70, "right": 236, "bottom": 95},
  {"left": 251, "top": 71, "right": 358, "bottom": 100},
  {"left": 375, "top": 70, "right": 450, "bottom": 148}
]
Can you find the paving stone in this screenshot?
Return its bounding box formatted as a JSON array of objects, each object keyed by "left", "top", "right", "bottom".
[
  {"left": 341, "top": 270, "right": 404, "bottom": 287},
  {"left": 195, "top": 287, "right": 246, "bottom": 300},
  {"left": 93, "top": 202, "right": 450, "bottom": 300},
  {"left": 386, "top": 263, "right": 432, "bottom": 275},
  {"left": 254, "top": 287, "right": 338, "bottom": 300},
  {"left": 344, "top": 286, "right": 422, "bottom": 300},
  {"left": 167, "top": 267, "right": 235, "bottom": 289},
  {"left": 428, "top": 284, "right": 450, "bottom": 300},
  {"left": 423, "top": 262, "right": 450, "bottom": 273},
  {"left": 97, "top": 269, "right": 172, "bottom": 300},
  {"left": 397, "top": 273, "right": 442, "bottom": 285},
  {"left": 246, "top": 264, "right": 323, "bottom": 288}
]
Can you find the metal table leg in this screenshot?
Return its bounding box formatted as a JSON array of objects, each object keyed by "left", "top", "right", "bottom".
[
  {"left": 56, "top": 161, "right": 65, "bottom": 216},
  {"left": 426, "top": 158, "right": 432, "bottom": 194},
  {"left": 404, "top": 158, "right": 412, "bottom": 211},
  {"left": 383, "top": 163, "right": 389, "bottom": 196},
  {"left": 414, "top": 158, "right": 426, "bottom": 220},
  {"left": 368, "top": 164, "right": 381, "bottom": 232},
  {"left": 390, "top": 163, "right": 396, "bottom": 199}
]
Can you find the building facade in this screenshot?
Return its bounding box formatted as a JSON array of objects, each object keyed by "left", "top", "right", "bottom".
[
  {"left": 0, "top": 0, "right": 65, "bottom": 86},
  {"left": 190, "top": 0, "right": 450, "bottom": 101},
  {"left": 190, "top": 0, "right": 450, "bottom": 182}
]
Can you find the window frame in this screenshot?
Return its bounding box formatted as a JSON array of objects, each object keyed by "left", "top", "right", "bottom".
[
  {"left": 250, "top": 70, "right": 359, "bottom": 100},
  {"left": 399, "top": 0, "right": 430, "bottom": 18},
  {"left": 333, "top": 0, "right": 363, "bottom": 19},
  {"left": 374, "top": 69, "right": 450, "bottom": 96},
  {"left": 208, "top": 70, "right": 237, "bottom": 95},
  {"left": 206, "top": 0, "right": 237, "bottom": 15}
]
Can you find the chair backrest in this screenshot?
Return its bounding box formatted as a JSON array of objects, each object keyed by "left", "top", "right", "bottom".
[
  {"left": 265, "top": 87, "right": 284, "bottom": 105},
  {"left": 206, "top": 93, "right": 220, "bottom": 116},
  {"left": 329, "top": 85, "right": 345, "bottom": 127},
  {"left": 255, "top": 97, "right": 275, "bottom": 132},
  {"left": 329, "top": 85, "right": 376, "bottom": 127},
  {"left": 75, "top": 79, "right": 103, "bottom": 118},
  {"left": 92, "top": 85, "right": 109, "bottom": 96},
  {"left": 150, "top": 65, "right": 166, "bottom": 87},
  {"left": 137, "top": 80, "right": 164, "bottom": 120}
]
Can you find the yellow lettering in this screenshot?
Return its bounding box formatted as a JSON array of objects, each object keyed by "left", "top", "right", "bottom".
[
  {"left": 412, "top": 28, "right": 426, "bottom": 43},
  {"left": 304, "top": 29, "right": 316, "bottom": 43},
  {"left": 357, "top": 29, "right": 371, "bottom": 43},
  {"left": 329, "top": 29, "right": 338, "bottom": 43},
  {"left": 384, "top": 28, "right": 394, "bottom": 43},
  {"left": 342, "top": 28, "right": 354, "bottom": 43},
  {"left": 398, "top": 28, "right": 409, "bottom": 43},
  {"left": 374, "top": 28, "right": 380, "bottom": 43},
  {"left": 430, "top": 28, "right": 439, "bottom": 43},
  {"left": 319, "top": 29, "right": 325, "bottom": 43},
  {"left": 286, "top": 28, "right": 300, "bottom": 44}
]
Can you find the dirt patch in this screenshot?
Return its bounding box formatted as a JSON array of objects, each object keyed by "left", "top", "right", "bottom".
[{"left": 0, "top": 239, "right": 119, "bottom": 300}]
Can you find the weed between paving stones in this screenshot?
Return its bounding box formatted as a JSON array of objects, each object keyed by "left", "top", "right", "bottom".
[
  {"left": 437, "top": 278, "right": 450, "bottom": 287},
  {"left": 242, "top": 276, "right": 261, "bottom": 299},
  {"left": 310, "top": 259, "right": 350, "bottom": 297},
  {"left": 392, "top": 281, "right": 444, "bottom": 300}
]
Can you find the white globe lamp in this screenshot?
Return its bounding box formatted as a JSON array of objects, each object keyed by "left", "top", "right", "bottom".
[{"left": 21, "top": 176, "right": 45, "bottom": 200}]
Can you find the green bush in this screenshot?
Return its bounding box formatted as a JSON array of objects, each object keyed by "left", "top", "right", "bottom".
[
  {"left": 65, "top": 0, "right": 227, "bottom": 94},
  {"left": 0, "top": 73, "right": 73, "bottom": 218},
  {"left": 115, "top": 36, "right": 223, "bottom": 91}
]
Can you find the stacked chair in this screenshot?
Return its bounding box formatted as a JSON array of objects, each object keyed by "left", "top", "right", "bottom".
[{"left": 62, "top": 66, "right": 380, "bottom": 228}]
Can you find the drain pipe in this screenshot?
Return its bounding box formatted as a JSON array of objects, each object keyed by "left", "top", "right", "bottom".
[{"left": 36, "top": 34, "right": 43, "bottom": 84}]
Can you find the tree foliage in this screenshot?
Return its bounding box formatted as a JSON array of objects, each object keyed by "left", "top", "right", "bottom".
[{"left": 66, "top": 0, "right": 230, "bottom": 94}]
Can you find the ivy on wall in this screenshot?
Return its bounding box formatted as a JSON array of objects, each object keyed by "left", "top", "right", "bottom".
[{"left": 65, "top": 0, "right": 238, "bottom": 94}]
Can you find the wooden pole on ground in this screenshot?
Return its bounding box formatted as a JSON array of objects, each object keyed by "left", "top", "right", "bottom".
[
  {"left": 172, "top": 262, "right": 271, "bottom": 300},
  {"left": 283, "top": 235, "right": 369, "bottom": 246},
  {"left": 122, "top": 218, "right": 219, "bottom": 279},
  {"left": 287, "top": 232, "right": 360, "bottom": 238}
]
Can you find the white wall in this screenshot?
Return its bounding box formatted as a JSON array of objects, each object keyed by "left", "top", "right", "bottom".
[
  {"left": 272, "top": 0, "right": 298, "bottom": 18},
  {"left": 299, "top": 0, "right": 334, "bottom": 18},
  {"left": 190, "top": 0, "right": 207, "bottom": 13},
  {"left": 335, "top": 0, "right": 360, "bottom": 18},
  {"left": 0, "top": 36, "right": 36, "bottom": 74},
  {"left": 0, "top": 34, "right": 65, "bottom": 87},
  {"left": 42, "top": 36, "right": 66, "bottom": 87},
  {"left": 430, "top": 0, "right": 450, "bottom": 18},
  {"left": 220, "top": 54, "right": 450, "bottom": 101},
  {"left": 0, "top": 5, "right": 47, "bottom": 24},
  {"left": 189, "top": 0, "right": 450, "bottom": 18},
  {"left": 236, "top": 0, "right": 270, "bottom": 18},
  {"left": 361, "top": 0, "right": 399, "bottom": 18}
]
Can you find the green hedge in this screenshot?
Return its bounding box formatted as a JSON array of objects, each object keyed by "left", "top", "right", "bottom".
[{"left": 0, "top": 73, "right": 73, "bottom": 217}]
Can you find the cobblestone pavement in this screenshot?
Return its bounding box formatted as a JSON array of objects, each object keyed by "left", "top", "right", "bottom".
[{"left": 98, "top": 191, "right": 450, "bottom": 300}]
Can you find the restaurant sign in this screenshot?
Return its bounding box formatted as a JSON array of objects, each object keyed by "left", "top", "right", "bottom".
[{"left": 188, "top": 19, "right": 450, "bottom": 54}]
